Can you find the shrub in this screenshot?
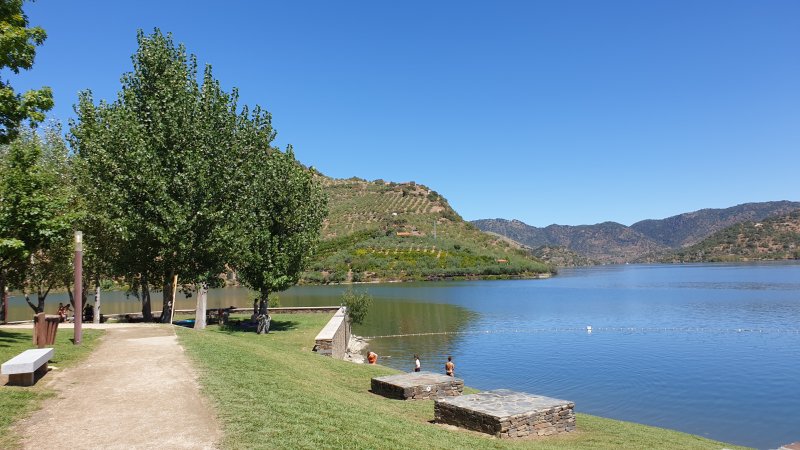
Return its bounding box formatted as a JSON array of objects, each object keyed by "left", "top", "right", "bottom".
[
  {"left": 342, "top": 288, "right": 373, "bottom": 325},
  {"left": 268, "top": 293, "right": 281, "bottom": 308}
]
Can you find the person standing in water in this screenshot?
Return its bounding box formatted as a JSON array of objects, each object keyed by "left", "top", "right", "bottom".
[
  {"left": 414, "top": 354, "right": 421, "bottom": 372},
  {"left": 445, "top": 356, "right": 455, "bottom": 377}
]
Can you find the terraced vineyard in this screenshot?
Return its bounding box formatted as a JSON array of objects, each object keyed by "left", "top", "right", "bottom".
[{"left": 302, "top": 177, "right": 551, "bottom": 283}]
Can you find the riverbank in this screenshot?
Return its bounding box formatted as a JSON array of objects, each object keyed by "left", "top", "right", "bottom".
[{"left": 177, "top": 313, "right": 749, "bottom": 449}]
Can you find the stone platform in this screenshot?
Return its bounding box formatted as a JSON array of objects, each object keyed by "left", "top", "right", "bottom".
[
  {"left": 371, "top": 372, "right": 464, "bottom": 400},
  {"left": 435, "top": 389, "right": 575, "bottom": 439}
]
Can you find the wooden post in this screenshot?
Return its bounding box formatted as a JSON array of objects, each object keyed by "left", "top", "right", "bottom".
[
  {"left": 33, "top": 312, "right": 44, "bottom": 347},
  {"left": 193, "top": 283, "right": 207, "bottom": 330},
  {"left": 169, "top": 274, "right": 178, "bottom": 325}
]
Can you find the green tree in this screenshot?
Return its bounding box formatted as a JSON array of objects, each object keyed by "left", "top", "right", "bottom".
[
  {"left": 0, "top": 126, "right": 75, "bottom": 318},
  {"left": 70, "top": 29, "right": 275, "bottom": 322},
  {"left": 0, "top": 0, "right": 53, "bottom": 144},
  {"left": 237, "top": 147, "right": 327, "bottom": 333}
]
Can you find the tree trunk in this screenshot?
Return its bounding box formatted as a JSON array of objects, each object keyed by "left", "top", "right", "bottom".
[
  {"left": 93, "top": 277, "right": 100, "bottom": 324},
  {"left": 256, "top": 288, "right": 270, "bottom": 334},
  {"left": 141, "top": 274, "right": 152, "bottom": 322},
  {"left": 36, "top": 286, "right": 49, "bottom": 314},
  {"left": 194, "top": 283, "right": 207, "bottom": 330},
  {"left": 160, "top": 271, "right": 175, "bottom": 323},
  {"left": 0, "top": 274, "right": 6, "bottom": 323},
  {"left": 66, "top": 282, "right": 74, "bottom": 310},
  {"left": 25, "top": 294, "right": 41, "bottom": 314}
]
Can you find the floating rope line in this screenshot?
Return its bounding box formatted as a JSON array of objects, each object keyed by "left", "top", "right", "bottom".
[{"left": 362, "top": 327, "right": 800, "bottom": 339}]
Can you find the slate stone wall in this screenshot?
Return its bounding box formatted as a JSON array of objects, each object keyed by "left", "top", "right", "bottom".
[
  {"left": 434, "top": 400, "right": 575, "bottom": 438},
  {"left": 372, "top": 378, "right": 464, "bottom": 400}
]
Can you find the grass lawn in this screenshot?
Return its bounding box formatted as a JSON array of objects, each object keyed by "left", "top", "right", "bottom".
[
  {"left": 177, "top": 313, "right": 749, "bottom": 450},
  {"left": 0, "top": 326, "right": 103, "bottom": 448}
]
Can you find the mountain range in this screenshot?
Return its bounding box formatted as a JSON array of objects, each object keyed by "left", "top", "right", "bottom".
[{"left": 473, "top": 201, "right": 800, "bottom": 264}]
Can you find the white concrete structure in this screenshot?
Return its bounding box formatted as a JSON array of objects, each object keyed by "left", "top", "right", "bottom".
[{"left": 2, "top": 347, "right": 54, "bottom": 386}]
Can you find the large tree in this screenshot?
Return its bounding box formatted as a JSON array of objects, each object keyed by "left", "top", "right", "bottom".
[
  {"left": 0, "top": 126, "right": 75, "bottom": 319},
  {"left": 0, "top": 0, "right": 53, "bottom": 144},
  {"left": 70, "top": 29, "right": 275, "bottom": 321},
  {"left": 237, "top": 146, "right": 327, "bottom": 333}
]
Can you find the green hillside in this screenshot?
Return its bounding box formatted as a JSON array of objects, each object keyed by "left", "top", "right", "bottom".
[
  {"left": 665, "top": 210, "right": 800, "bottom": 262},
  {"left": 301, "top": 177, "right": 551, "bottom": 283}
]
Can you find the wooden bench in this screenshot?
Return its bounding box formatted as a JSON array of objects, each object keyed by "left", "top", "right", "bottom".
[{"left": 2, "top": 348, "right": 54, "bottom": 386}]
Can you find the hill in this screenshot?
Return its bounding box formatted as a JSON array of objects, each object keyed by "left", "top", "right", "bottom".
[
  {"left": 481, "top": 230, "right": 597, "bottom": 267},
  {"left": 471, "top": 219, "right": 666, "bottom": 264},
  {"left": 530, "top": 245, "right": 597, "bottom": 267},
  {"left": 473, "top": 201, "right": 800, "bottom": 264},
  {"left": 663, "top": 210, "right": 800, "bottom": 262},
  {"left": 302, "top": 177, "right": 551, "bottom": 283},
  {"left": 631, "top": 200, "right": 800, "bottom": 247}
]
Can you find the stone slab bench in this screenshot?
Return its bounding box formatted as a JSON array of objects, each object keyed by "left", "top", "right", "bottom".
[
  {"left": 435, "top": 389, "right": 575, "bottom": 438},
  {"left": 371, "top": 371, "right": 463, "bottom": 400},
  {"left": 1, "top": 348, "right": 54, "bottom": 386}
]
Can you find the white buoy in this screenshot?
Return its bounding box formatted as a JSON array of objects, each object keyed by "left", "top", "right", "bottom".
[{"left": 586, "top": 325, "right": 592, "bottom": 334}]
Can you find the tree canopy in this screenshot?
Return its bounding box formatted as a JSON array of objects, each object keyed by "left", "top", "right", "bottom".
[
  {"left": 70, "top": 29, "right": 325, "bottom": 325},
  {"left": 237, "top": 146, "right": 327, "bottom": 332},
  {"left": 0, "top": 126, "right": 76, "bottom": 317},
  {"left": 0, "top": 0, "right": 53, "bottom": 143}
]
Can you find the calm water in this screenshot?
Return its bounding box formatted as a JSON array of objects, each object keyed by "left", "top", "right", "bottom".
[
  {"left": 281, "top": 263, "right": 800, "bottom": 450},
  {"left": 9, "top": 263, "right": 799, "bottom": 448},
  {"left": 4, "top": 286, "right": 256, "bottom": 321}
]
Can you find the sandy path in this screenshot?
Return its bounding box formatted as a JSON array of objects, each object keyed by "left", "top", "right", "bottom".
[{"left": 14, "top": 325, "right": 220, "bottom": 449}]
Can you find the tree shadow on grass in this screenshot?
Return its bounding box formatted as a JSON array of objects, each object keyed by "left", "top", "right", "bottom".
[
  {"left": 218, "top": 319, "right": 299, "bottom": 334},
  {"left": 0, "top": 329, "right": 30, "bottom": 348}
]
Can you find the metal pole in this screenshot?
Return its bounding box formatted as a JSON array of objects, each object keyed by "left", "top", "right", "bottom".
[{"left": 74, "top": 231, "right": 83, "bottom": 345}]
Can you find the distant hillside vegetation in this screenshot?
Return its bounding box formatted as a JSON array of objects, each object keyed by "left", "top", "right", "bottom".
[
  {"left": 473, "top": 201, "right": 800, "bottom": 264},
  {"left": 471, "top": 219, "right": 666, "bottom": 264},
  {"left": 530, "top": 246, "right": 596, "bottom": 267},
  {"left": 480, "top": 230, "right": 596, "bottom": 267},
  {"left": 302, "top": 177, "right": 551, "bottom": 283},
  {"left": 664, "top": 210, "right": 800, "bottom": 262},
  {"left": 631, "top": 201, "right": 800, "bottom": 247}
]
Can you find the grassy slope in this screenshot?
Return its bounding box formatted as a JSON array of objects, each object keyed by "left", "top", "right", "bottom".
[
  {"left": 0, "top": 328, "right": 103, "bottom": 448},
  {"left": 177, "top": 314, "right": 747, "bottom": 450},
  {"left": 305, "top": 178, "right": 550, "bottom": 283}
]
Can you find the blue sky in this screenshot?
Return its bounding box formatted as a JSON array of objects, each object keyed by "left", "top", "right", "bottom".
[{"left": 12, "top": 1, "right": 800, "bottom": 226}]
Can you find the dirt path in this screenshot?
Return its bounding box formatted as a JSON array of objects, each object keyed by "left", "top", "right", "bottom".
[{"left": 14, "top": 325, "right": 220, "bottom": 449}]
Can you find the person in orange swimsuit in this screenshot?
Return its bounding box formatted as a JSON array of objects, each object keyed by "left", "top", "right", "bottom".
[
  {"left": 445, "top": 356, "right": 455, "bottom": 377},
  {"left": 367, "top": 351, "right": 378, "bottom": 364}
]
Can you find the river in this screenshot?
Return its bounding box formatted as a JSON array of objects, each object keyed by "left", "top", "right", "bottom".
[{"left": 7, "top": 262, "right": 799, "bottom": 448}]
